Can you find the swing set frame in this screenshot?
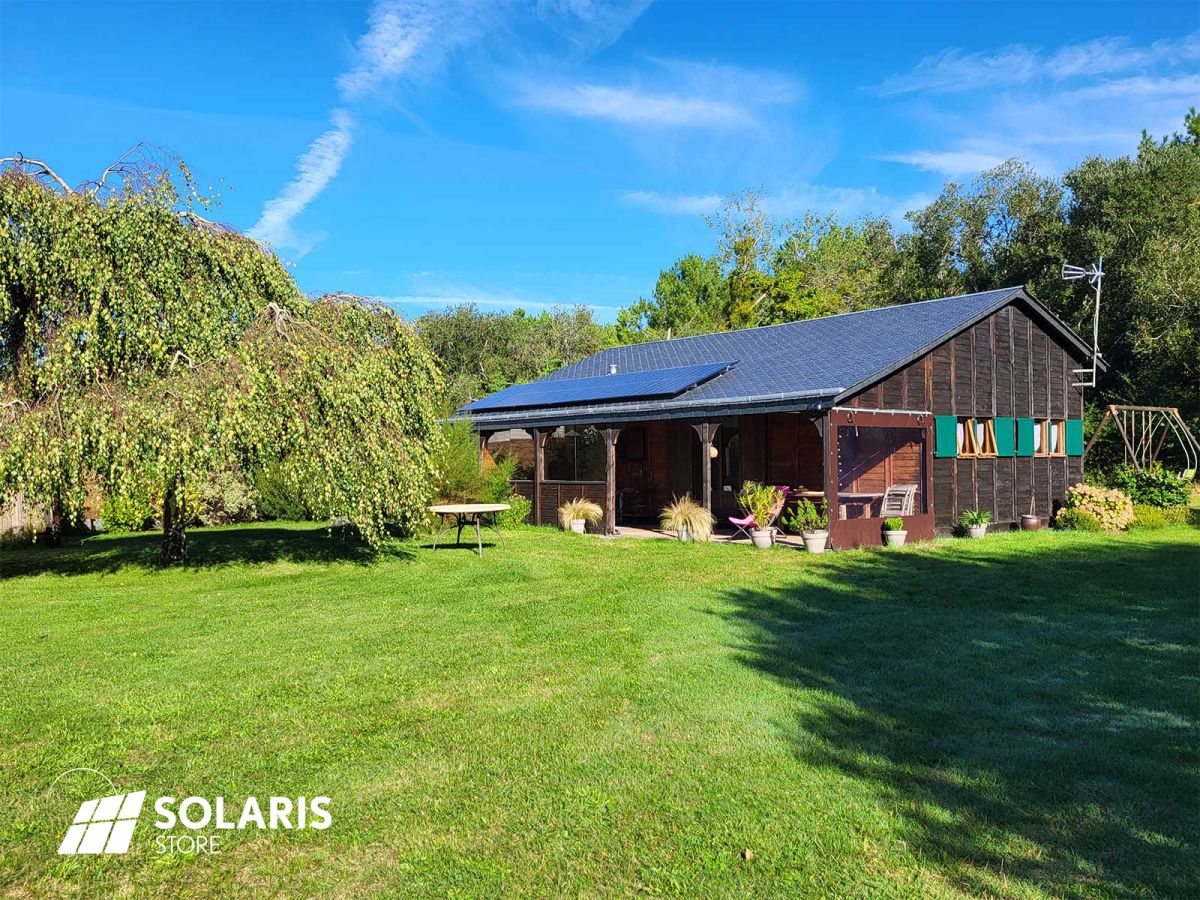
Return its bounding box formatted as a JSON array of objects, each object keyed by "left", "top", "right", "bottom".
[{"left": 1083, "top": 405, "right": 1200, "bottom": 479}]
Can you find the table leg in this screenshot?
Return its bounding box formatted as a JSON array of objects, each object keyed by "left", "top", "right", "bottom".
[
  {"left": 482, "top": 513, "right": 506, "bottom": 547},
  {"left": 432, "top": 513, "right": 450, "bottom": 550},
  {"left": 455, "top": 514, "right": 467, "bottom": 545},
  {"left": 474, "top": 516, "right": 483, "bottom": 557}
]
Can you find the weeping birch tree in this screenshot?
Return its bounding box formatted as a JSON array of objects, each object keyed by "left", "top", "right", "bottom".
[{"left": 0, "top": 148, "right": 443, "bottom": 563}]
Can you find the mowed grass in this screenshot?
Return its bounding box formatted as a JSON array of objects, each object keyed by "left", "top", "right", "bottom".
[{"left": 1, "top": 524, "right": 1197, "bottom": 898}]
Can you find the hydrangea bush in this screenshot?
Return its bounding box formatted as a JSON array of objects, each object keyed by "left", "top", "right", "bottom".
[{"left": 1056, "top": 483, "right": 1134, "bottom": 532}]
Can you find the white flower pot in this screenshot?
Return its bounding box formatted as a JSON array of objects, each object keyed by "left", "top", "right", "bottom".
[
  {"left": 677, "top": 526, "right": 690, "bottom": 542},
  {"left": 750, "top": 529, "right": 773, "bottom": 549},
  {"left": 570, "top": 519, "right": 586, "bottom": 534},
  {"left": 883, "top": 530, "right": 907, "bottom": 546},
  {"left": 967, "top": 524, "right": 987, "bottom": 539},
  {"left": 801, "top": 530, "right": 828, "bottom": 553}
]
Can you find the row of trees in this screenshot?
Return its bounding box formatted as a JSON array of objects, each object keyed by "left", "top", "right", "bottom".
[
  {"left": 417, "top": 112, "right": 1196, "bottom": 433},
  {"left": 611, "top": 113, "right": 1199, "bottom": 425}
]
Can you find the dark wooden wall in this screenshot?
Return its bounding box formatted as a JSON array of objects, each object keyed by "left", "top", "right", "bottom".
[
  {"left": 738, "top": 414, "right": 823, "bottom": 490},
  {"left": 844, "top": 303, "right": 1086, "bottom": 529}
]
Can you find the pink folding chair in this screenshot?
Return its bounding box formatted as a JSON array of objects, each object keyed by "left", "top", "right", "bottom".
[{"left": 729, "top": 486, "right": 790, "bottom": 542}]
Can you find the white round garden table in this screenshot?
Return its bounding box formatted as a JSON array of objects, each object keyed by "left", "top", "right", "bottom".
[{"left": 428, "top": 503, "right": 511, "bottom": 557}]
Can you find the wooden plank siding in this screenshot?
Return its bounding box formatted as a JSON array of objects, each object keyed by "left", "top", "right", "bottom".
[{"left": 844, "top": 301, "right": 1088, "bottom": 531}]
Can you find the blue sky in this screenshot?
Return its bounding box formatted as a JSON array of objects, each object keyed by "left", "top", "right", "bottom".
[{"left": 2, "top": 1, "right": 1197, "bottom": 322}]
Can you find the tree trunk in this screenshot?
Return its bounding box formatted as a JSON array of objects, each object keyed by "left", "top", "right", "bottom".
[{"left": 160, "top": 473, "right": 188, "bottom": 565}]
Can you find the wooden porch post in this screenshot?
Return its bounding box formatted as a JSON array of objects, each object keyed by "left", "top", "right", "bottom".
[
  {"left": 691, "top": 422, "right": 720, "bottom": 513},
  {"left": 532, "top": 428, "right": 546, "bottom": 526},
  {"left": 819, "top": 412, "right": 837, "bottom": 549},
  {"left": 601, "top": 426, "right": 622, "bottom": 534}
]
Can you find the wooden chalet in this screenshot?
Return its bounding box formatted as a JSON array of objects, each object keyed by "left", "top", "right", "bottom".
[{"left": 455, "top": 287, "right": 1100, "bottom": 548}]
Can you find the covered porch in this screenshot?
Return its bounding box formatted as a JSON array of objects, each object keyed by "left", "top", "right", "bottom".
[{"left": 482, "top": 408, "right": 934, "bottom": 549}]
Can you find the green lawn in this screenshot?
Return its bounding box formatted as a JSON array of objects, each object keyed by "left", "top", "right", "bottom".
[{"left": 1, "top": 524, "right": 1197, "bottom": 898}]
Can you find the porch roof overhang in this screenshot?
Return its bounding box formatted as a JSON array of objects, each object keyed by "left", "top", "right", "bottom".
[{"left": 454, "top": 387, "right": 843, "bottom": 431}]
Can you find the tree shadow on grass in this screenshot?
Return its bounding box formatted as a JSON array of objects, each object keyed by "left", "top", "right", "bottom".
[
  {"left": 720, "top": 536, "right": 1199, "bottom": 896},
  {"left": 0, "top": 523, "right": 415, "bottom": 579}
]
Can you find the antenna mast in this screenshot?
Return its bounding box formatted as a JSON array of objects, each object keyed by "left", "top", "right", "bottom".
[{"left": 1061, "top": 257, "right": 1103, "bottom": 388}]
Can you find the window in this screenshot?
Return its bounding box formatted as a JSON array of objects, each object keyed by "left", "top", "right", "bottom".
[
  {"left": 956, "top": 417, "right": 997, "bottom": 457},
  {"left": 1035, "top": 419, "right": 1065, "bottom": 457},
  {"left": 545, "top": 425, "right": 607, "bottom": 481},
  {"left": 485, "top": 429, "right": 533, "bottom": 479}
]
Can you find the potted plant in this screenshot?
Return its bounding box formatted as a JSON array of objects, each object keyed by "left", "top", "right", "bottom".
[
  {"left": 960, "top": 508, "right": 991, "bottom": 538},
  {"left": 1020, "top": 496, "right": 1042, "bottom": 531},
  {"left": 558, "top": 498, "right": 602, "bottom": 534},
  {"left": 783, "top": 498, "right": 829, "bottom": 553},
  {"left": 882, "top": 517, "right": 907, "bottom": 546},
  {"left": 659, "top": 495, "right": 714, "bottom": 542},
  {"left": 737, "top": 481, "right": 782, "bottom": 549}
]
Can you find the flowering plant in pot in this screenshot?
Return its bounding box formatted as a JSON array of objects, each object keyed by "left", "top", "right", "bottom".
[
  {"left": 659, "top": 495, "right": 714, "bottom": 542},
  {"left": 558, "top": 498, "right": 602, "bottom": 534},
  {"left": 737, "top": 481, "right": 782, "bottom": 549},
  {"left": 882, "top": 517, "right": 907, "bottom": 546},
  {"left": 783, "top": 498, "right": 829, "bottom": 553},
  {"left": 960, "top": 508, "right": 991, "bottom": 538}
]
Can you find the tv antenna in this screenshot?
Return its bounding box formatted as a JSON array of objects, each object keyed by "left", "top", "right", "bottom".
[{"left": 1061, "top": 257, "right": 1103, "bottom": 388}]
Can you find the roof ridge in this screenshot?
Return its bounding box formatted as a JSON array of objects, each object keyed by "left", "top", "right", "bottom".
[{"left": 596, "top": 286, "right": 1024, "bottom": 353}]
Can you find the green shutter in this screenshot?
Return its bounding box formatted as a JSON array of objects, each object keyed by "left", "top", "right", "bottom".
[
  {"left": 1015, "top": 418, "right": 1035, "bottom": 457},
  {"left": 934, "top": 415, "right": 958, "bottom": 457},
  {"left": 994, "top": 417, "right": 1015, "bottom": 456},
  {"left": 1065, "top": 418, "right": 1084, "bottom": 456}
]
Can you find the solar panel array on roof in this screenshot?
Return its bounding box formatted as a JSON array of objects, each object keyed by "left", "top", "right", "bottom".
[{"left": 463, "top": 360, "right": 737, "bottom": 413}]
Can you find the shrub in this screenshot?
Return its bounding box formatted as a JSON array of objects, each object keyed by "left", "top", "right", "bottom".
[
  {"left": 1060, "top": 482, "right": 1134, "bottom": 531},
  {"left": 1106, "top": 463, "right": 1190, "bottom": 508},
  {"left": 1054, "top": 508, "right": 1104, "bottom": 531},
  {"left": 660, "top": 495, "right": 715, "bottom": 540},
  {"left": 433, "top": 419, "right": 517, "bottom": 504},
  {"left": 100, "top": 492, "right": 156, "bottom": 533},
  {"left": 882, "top": 517, "right": 905, "bottom": 532},
  {"left": 197, "top": 470, "right": 257, "bottom": 526},
  {"left": 496, "top": 494, "right": 532, "bottom": 529},
  {"left": 1130, "top": 504, "right": 1190, "bottom": 530},
  {"left": 253, "top": 463, "right": 313, "bottom": 521}
]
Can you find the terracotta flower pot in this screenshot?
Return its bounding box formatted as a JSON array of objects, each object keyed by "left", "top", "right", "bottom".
[
  {"left": 883, "top": 530, "right": 907, "bottom": 546},
  {"left": 1020, "top": 514, "right": 1042, "bottom": 532},
  {"left": 801, "top": 530, "right": 828, "bottom": 553}
]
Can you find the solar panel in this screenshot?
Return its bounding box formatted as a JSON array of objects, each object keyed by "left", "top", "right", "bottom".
[{"left": 464, "top": 360, "right": 737, "bottom": 413}]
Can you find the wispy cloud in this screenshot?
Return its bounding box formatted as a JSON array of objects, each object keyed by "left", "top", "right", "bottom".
[
  {"left": 877, "top": 149, "right": 1007, "bottom": 177},
  {"left": 876, "top": 31, "right": 1200, "bottom": 178},
  {"left": 877, "top": 29, "right": 1200, "bottom": 95},
  {"left": 378, "top": 275, "right": 624, "bottom": 316},
  {"left": 517, "top": 83, "right": 751, "bottom": 128},
  {"left": 248, "top": 109, "right": 354, "bottom": 255},
  {"left": 250, "top": 0, "right": 500, "bottom": 255},
  {"left": 622, "top": 185, "right": 930, "bottom": 227},
  {"left": 621, "top": 190, "right": 721, "bottom": 214},
  {"left": 250, "top": 0, "right": 649, "bottom": 256},
  {"left": 512, "top": 58, "right": 800, "bottom": 131}
]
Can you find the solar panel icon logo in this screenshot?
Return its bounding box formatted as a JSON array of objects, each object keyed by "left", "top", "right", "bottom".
[{"left": 58, "top": 791, "right": 146, "bottom": 854}]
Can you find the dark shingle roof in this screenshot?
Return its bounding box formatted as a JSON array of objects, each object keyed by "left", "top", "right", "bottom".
[{"left": 458, "top": 287, "right": 1092, "bottom": 427}]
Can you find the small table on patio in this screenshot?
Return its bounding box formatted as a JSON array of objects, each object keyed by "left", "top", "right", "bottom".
[{"left": 429, "top": 503, "right": 510, "bottom": 558}]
